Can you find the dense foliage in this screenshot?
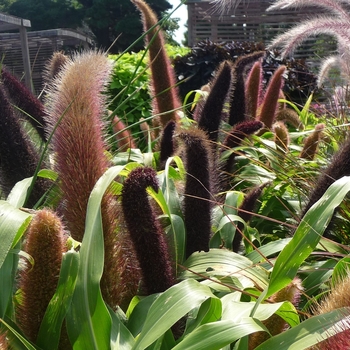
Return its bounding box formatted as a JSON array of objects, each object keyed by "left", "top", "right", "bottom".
[
  {"left": 1, "top": 0, "right": 350, "bottom": 349},
  {"left": 3, "top": 0, "right": 174, "bottom": 53},
  {"left": 172, "top": 40, "right": 318, "bottom": 105}
]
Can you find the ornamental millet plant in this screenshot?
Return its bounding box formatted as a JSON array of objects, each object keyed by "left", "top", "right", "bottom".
[
  {"left": 132, "top": 0, "right": 182, "bottom": 127},
  {"left": 44, "top": 51, "right": 140, "bottom": 309},
  {"left": 17, "top": 209, "right": 67, "bottom": 344}
]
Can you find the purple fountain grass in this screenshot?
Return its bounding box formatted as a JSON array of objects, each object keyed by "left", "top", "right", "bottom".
[
  {"left": 45, "top": 51, "right": 139, "bottom": 309},
  {"left": 245, "top": 61, "right": 263, "bottom": 120},
  {"left": 121, "top": 166, "right": 174, "bottom": 295},
  {"left": 267, "top": 0, "right": 350, "bottom": 19},
  {"left": 0, "top": 84, "right": 47, "bottom": 207},
  {"left": 1, "top": 68, "right": 47, "bottom": 141},
  {"left": 268, "top": 18, "right": 350, "bottom": 57},
  {"left": 257, "top": 65, "right": 286, "bottom": 129},
  {"left": 228, "top": 51, "right": 265, "bottom": 126},
  {"left": 132, "top": 0, "right": 182, "bottom": 127},
  {"left": 18, "top": 209, "right": 66, "bottom": 343},
  {"left": 179, "top": 128, "right": 213, "bottom": 258},
  {"left": 112, "top": 115, "right": 136, "bottom": 151},
  {"left": 300, "top": 123, "right": 325, "bottom": 160},
  {"left": 195, "top": 60, "right": 234, "bottom": 143}
]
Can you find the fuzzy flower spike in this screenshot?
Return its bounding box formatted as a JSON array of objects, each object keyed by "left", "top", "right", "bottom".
[
  {"left": 121, "top": 166, "right": 174, "bottom": 295},
  {"left": 132, "top": 0, "right": 182, "bottom": 127}
]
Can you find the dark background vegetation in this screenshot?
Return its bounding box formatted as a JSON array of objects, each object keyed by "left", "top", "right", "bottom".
[{"left": 1, "top": 0, "right": 180, "bottom": 52}]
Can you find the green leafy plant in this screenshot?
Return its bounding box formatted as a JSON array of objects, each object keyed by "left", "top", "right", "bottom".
[{"left": 2, "top": 0, "right": 350, "bottom": 349}]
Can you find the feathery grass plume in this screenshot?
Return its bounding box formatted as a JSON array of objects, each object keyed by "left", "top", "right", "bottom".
[
  {"left": 44, "top": 51, "right": 69, "bottom": 82},
  {"left": 232, "top": 183, "right": 267, "bottom": 252},
  {"left": 228, "top": 51, "right": 265, "bottom": 126},
  {"left": 245, "top": 60, "right": 263, "bottom": 120},
  {"left": 249, "top": 277, "right": 303, "bottom": 349},
  {"left": 317, "top": 55, "right": 350, "bottom": 87},
  {"left": 301, "top": 133, "right": 350, "bottom": 219},
  {"left": 178, "top": 128, "right": 213, "bottom": 258},
  {"left": 17, "top": 209, "right": 66, "bottom": 343},
  {"left": 45, "top": 51, "right": 113, "bottom": 242},
  {"left": 0, "top": 84, "right": 47, "bottom": 207},
  {"left": 275, "top": 107, "right": 304, "bottom": 130},
  {"left": 212, "top": 0, "right": 243, "bottom": 16},
  {"left": 300, "top": 123, "right": 325, "bottom": 160},
  {"left": 195, "top": 60, "right": 234, "bottom": 143},
  {"left": 273, "top": 121, "right": 290, "bottom": 153},
  {"left": 267, "top": 2, "right": 350, "bottom": 85},
  {"left": 45, "top": 51, "right": 136, "bottom": 309},
  {"left": 257, "top": 65, "right": 286, "bottom": 129},
  {"left": 1, "top": 68, "right": 47, "bottom": 141},
  {"left": 268, "top": 17, "right": 350, "bottom": 56},
  {"left": 132, "top": 0, "right": 181, "bottom": 127},
  {"left": 121, "top": 166, "right": 174, "bottom": 295},
  {"left": 267, "top": 0, "right": 350, "bottom": 19},
  {"left": 159, "top": 120, "right": 177, "bottom": 165},
  {"left": 112, "top": 115, "right": 136, "bottom": 151},
  {"left": 310, "top": 274, "right": 350, "bottom": 350}
]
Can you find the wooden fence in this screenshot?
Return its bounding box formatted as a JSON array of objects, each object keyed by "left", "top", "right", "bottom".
[{"left": 186, "top": 0, "right": 336, "bottom": 59}]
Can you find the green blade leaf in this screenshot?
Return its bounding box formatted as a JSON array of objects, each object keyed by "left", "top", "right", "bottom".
[
  {"left": 255, "top": 308, "right": 350, "bottom": 350},
  {"left": 36, "top": 250, "right": 80, "bottom": 349},
  {"left": 132, "top": 279, "right": 218, "bottom": 350},
  {"left": 67, "top": 165, "right": 126, "bottom": 350},
  {"left": 0, "top": 318, "right": 38, "bottom": 350},
  {"left": 267, "top": 176, "right": 350, "bottom": 297},
  {"left": 181, "top": 249, "right": 269, "bottom": 291},
  {"left": 0, "top": 200, "right": 32, "bottom": 269},
  {"left": 172, "top": 318, "right": 266, "bottom": 350}
]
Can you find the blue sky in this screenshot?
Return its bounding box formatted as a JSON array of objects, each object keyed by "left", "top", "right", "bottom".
[{"left": 168, "top": 0, "right": 188, "bottom": 44}]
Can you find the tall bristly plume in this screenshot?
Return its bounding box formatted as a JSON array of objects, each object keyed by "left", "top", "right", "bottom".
[
  {"left": 0, "top": 84, "right": 47, "bottom": 207},
  {"left": 17, "top": 209, "right": 66, "bottom": 343},
  {"left": 273, "top": 121, "right": 290, "bottom": 153},
  {"left": 300, "top": 123, "right": 324, "bottom": 160},
  {"left": 245, "top": 61, "right": 263, "bottom": 120},
  {"left": 45, "top": 51, "right": 138, "bottom": 309},
  {"left": 195, "top": 60, "right": 234, "bottom": 143},
  {"left": 179, "top": 128, "right": 213, "bottom": 258},
  {"left": 45, "top": 51, "right": 113, "bottom": 242},
  {"left": 44, "top": 51, "right": 69, "bottom": 82},
  {"left": 132, "top": 0, "right": 181, "bottom": 127},
  {"left": 1, "top": 68, "right": 47, "bottom": 141},
  {"left": 257, "top": 65, "right": 286, "bottom": 129},
  {"left": 121, "top": 166, "right": 174, "bottom": 295},
  {"left": 229, "top": 51, "right": 265, "bottom": 126}
]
